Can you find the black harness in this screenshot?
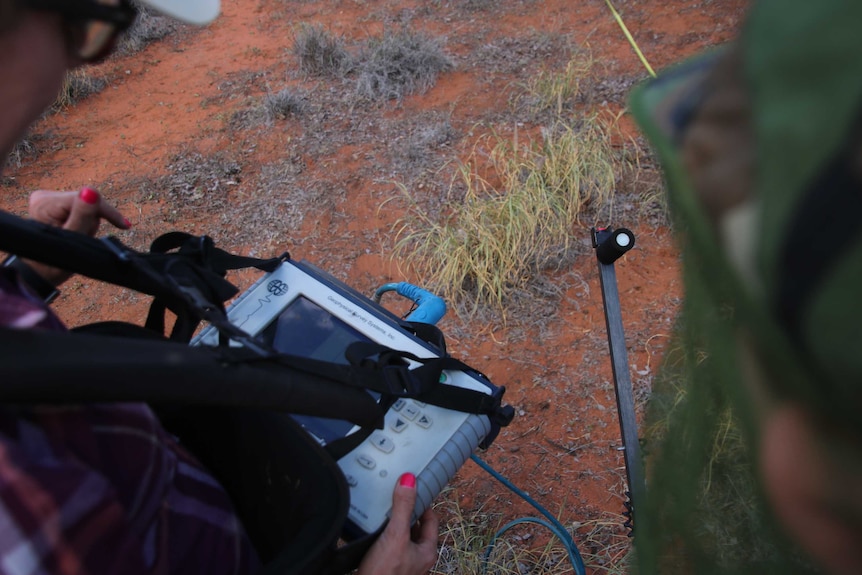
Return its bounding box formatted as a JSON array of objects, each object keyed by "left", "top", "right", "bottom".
[{"left": 0, "top": 210, "right": 513, "bottom": 574}]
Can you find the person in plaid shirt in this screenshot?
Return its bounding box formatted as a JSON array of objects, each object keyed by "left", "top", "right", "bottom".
[{"left": 0, "top": 1, "right": 439, "bottom": 574}]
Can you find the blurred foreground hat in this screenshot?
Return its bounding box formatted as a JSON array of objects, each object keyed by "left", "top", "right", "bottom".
[
  {"left": 631, "top": 0, "right": 862, "bottom": 431},
  {"left": 137, "top": 0, "right": 220, "bottom": 25},
  {"left": 628, "top": 0, "right": 862, "bottom": 572}
]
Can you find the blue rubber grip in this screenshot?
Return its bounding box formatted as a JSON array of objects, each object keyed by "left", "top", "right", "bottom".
[
  {"left": 399, "top": 283, "right": 447, "bottom": 324},
  {"left": 376, "top": 282, "right": 446, "bottom": 325}
]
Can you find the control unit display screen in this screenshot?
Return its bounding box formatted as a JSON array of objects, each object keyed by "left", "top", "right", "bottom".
[{"left": 260, "top": 296, "right": 374, "bottom": 444}]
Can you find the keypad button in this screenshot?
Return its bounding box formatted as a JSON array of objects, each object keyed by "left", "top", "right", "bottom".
[
  {"left": 390, "top": 418, "right": 409, "bottom": 433},
  {"left": 391, "top": 399, "right": 406, "bottom": 411},
  {"left": 371, "top": 432, "right": 395, "bottom": 454},
  {"left": 416, "top": 414, "right": 433, "bottom": 429},
  {"left": 402, "top": 404, "right": 420, "bottom": 421},
  {"left": 357, "top": 454, "right": 376, "bottom": 469}
]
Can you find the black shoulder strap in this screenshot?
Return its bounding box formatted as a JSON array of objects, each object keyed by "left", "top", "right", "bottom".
[
  {"left": 345, "top": 341, "right": 515, "bottom": 427},
  {"left": 0, "top": 210, "right": 282, "bottom": 340},
  {"left": 0, "top": 326, "right": 385, "bottom": 426},
  {"left": 0, "top": 211, "right": 516, "bottom": 575},
  {"left": 144, "top": 231, "right": 287, "bottom": 341},
  {"left": 0, "top": 210, "right": 513, "bottom": 425},
  {"left": 0, "top": 211, "right": 512, "bottom": 575}
]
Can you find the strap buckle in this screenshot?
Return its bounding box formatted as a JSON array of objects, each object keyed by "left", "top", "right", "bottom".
[{"left": 381, "top": 365, "right": 422, "bottom": 397}]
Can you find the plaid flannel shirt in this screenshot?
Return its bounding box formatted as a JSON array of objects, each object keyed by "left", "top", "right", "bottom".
[{"left": 0, "top": 269, "right": 260, "bottom": 575}]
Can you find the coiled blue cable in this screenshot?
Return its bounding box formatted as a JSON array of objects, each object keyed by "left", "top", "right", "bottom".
[{"left": 470, "top": 454, "right": 587, "bottom": 575}]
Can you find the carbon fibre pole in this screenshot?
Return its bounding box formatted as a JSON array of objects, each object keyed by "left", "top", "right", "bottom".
[{"left": 592, "top": 226, "right": 645, "bottom": 535}]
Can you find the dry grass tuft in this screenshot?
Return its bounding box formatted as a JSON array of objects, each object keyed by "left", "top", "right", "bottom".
[
  {"left": 516, "top": 53, "right": 594, "bottom": 118},
  {"left": 4, "top": 130, "right": 62, "bottom": 178},
  {"left": 391, "top": 52, "right": 633, "bottom": 318},
  {"left": 292, "top": 23, "right": 350, "bottom": 77},
  {"left": 230, "top": 88, "right": 309, "bottom": 130},
  {"left": 263, "top": 88, "right": 308, "bottom": 120},
  {"left": 5, "top": 138, "right": 39, "bottom": 171},
  {"left": 394, "top": 115, "right": 618, "bottom": 317},
  {"left": 117, "top": 5, "right": 179, "bottom": 56},
  {"left": 291, "top": 25, "right": 453, "bottom": 102},
  {"left": 432, "top": 494, "right": 589, "bottom": 575},
  {"left": 355, "top": 29, "right": 454, "bottom": 101},
  {"left": 577, "top": 513, "right": 632, "bottom": 574},
  {"left": 53, "top": 70, "right": 108, "bottom": 111},
  {"left": 140, "top": 148, "right": 242, "bottom": 211},
  {"left": 50, "top": 6, "right": 179, "bottom": 112}
]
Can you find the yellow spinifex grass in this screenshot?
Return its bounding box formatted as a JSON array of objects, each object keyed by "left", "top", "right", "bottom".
[
  {"left": 521, "top": 53, "right": 594, "bottom": 116},
  {"left": 394, "top": 114, "right": 617, "bottom": 316}
]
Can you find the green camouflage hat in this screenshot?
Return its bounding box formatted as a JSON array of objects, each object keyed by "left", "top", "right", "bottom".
[{"left": 629, "top": 0, "right": 862, "bottom": 572}]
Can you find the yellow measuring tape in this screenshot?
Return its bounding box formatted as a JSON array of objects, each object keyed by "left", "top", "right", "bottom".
[{"left": 603, "top": 0, "right": 656, "bottom": 77}]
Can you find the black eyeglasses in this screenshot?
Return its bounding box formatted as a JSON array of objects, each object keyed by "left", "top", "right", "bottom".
[{"left": 23, "top": 0, "right": 138, "bottom": 63}]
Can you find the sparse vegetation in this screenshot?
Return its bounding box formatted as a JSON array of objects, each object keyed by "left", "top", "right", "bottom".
[
  {"left": 459, "top": 0, "right": 495, "bottom": 12},
  {"left": 517, "top": 53, "right": 594, "bottom": 118},
  {"left": 143, "top": 148, "right": 242, "bottom": 211},
  {"left": 230, "top": 88, "right": 308, "bottom": 129},
  {"left": 355, "top": 29, "right": 454, "bottom": 101},
  {"left": 233, "top": 160, "right": 334, "bottom": 242},
  {"left": 392, "top": 54, "right": 631, "bottom": 316},
  {"left": 53, "top": 70, "right": 108, "bottom": 111},
  {"left": 263, "top": 88, "right": 308, "bottom": 120},
  {"left": 394, "top": 116, "right": 455, "bottom": 165},
  {"left": 118, "top": 4, "right": 180, "bottom": 55},
  {"left": 394, "top": 114, "right": 619, "bottom": 315},
  {"left": 578, "top": 514, "right": 632, "bottom": 575},
  {"left": 6, "top": 138, "right": 38, "bottom": 171},
  {"left": 635, "top": 153, "right": 670, "bottom": 225},
  {"left": 292, "top": 25, "right": 454, "bottom": 101},
  {"left": 50, "top": 5, "right": 178, "bottom": 112},
  {"left": 432, "top": 494, "right": 616, "bottom": 575},
  {"left": 3, "top": 130, "right": 62, "bottom": 176},
  {"left": 292, "top": 23, "right": 350, "bottom": 77}
]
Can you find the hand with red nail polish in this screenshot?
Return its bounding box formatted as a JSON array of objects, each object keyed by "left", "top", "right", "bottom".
[
  {"left": 23, "top": 188, "right": 131, "bottom": 287},
  {"left": 357, "top": 472, "right": 440, "bottom": 575}
]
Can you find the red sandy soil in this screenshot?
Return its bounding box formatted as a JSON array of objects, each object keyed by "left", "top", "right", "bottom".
[{"left": 2, "top": 0, "right": 748, "bottom": 571}]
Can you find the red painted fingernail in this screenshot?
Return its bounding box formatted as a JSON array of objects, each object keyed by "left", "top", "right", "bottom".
[
  {"left": 123, "top": 218, "right": 132, "bottom": 229},
  {"left": 79, "top": 187, "right": 99, "bottom": 204},
  {"left": 398, "top": 473, "right": 416, "bottom": 488}
]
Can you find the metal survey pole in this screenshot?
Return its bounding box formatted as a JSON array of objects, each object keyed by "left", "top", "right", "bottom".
[{"left": 592, "top": 226, "right": 645, "bottom": 534}]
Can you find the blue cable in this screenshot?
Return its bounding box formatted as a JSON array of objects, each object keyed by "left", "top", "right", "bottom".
[{"left": 470, "top": 454, "right": 587, "bottom": 575}]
